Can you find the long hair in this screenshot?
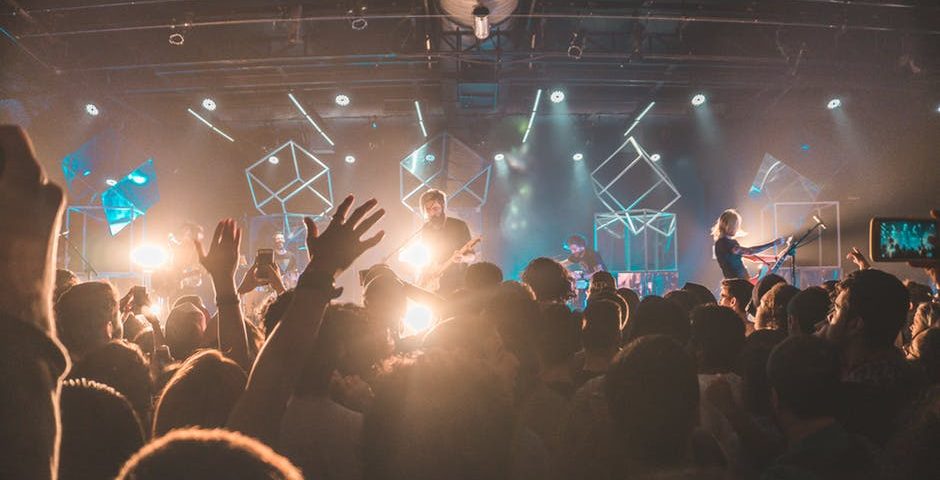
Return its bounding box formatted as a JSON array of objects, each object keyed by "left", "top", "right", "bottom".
[{"left": 710, "top": 209, "right": 741, "bottom": 241}]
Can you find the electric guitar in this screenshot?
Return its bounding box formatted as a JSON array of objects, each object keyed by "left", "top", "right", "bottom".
[{"left": 419, "top": 237, "right": 482, "bottom": 291}]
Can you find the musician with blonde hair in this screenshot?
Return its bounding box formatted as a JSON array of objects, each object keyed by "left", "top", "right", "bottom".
[{"left": 712, "top": 209, "right": 788, "bottom": 280}]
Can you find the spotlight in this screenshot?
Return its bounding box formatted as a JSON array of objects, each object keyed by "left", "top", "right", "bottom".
[
  {"left": 472, "top": 5, "right": 490, "bottom": 40},
  {"left": 201, "top": 98, "right": 216, "bottom": 111},
  {"left": 345, "top": 155, "right": 356, "bottom": 164},
  {"left": 168, "top": 32, "right": 185, "bottom": 46},
  {"left": 650, "top": 153, "right": 661, "bottom": 162},
  {"left": 351, "top": 17, "right": 368, "bottom": 31},
  {"left": 935, "top": 104, "right": 940, "bottom": 113},
  {"left": 691, "top": 94, "right": 706, "bottom": 106},
  {"left": 335, "top": 94, "right": 350, "bottom": 106},
  {"left": 267, "top": 156, "right": 279, "bottom": 165},
  {"left": 403, "top": 300, "right": 435, "bottom": 336},
  {"left": 494, "top": 153, "right": 505, "bottom": 161},
  {"left": 131, "top": 244, "right": 170, "bottom": 270},
  {"left": 425, "top": 153, "right": 436, "bottom": 162},
  {"left": 550, "top": 90, "right": 565, "bottom": 103},
  {"left": 127, "top": 172, "right": 149, "bottom": 185},
  {"left": 827, "top": 98, "right": 842, "bottom": 110},
  {"left": 105, "top": 178, "right": 117, "bottom": 186},
  {"left": 82, "top": 170, "right": 92, "bottom": 177},
  {"left": 85, "top": 103, "right": 99, "bottom": 116},
  {"left": 567, "top": 32, "right": 584, "bottom": 59},
  {"left": 399, "top": 242, "right": 431, "bottom": 269},
  {"left": 572, "top": 153, "right": 584, "bottom": 161}
]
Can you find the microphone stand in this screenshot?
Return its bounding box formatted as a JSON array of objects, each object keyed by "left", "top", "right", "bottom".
[
  {"left": 59, "top": 231, "right": 99, "bottom": 278},
  {"left": 778, "top": 220, "right": 826, "bottom": 288}
]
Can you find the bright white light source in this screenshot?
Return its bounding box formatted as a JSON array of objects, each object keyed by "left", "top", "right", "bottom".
[
  {"left": 85, "top": 103, "right": 99, "bottom": 116},
  {"left": 550, "top": 90, "right": 565, "bottom": 103},
  {"left": 494, "top": 153, "right": 505, "bottom": 161},
  {"left": 403, "top": 300, "right": 435, "bottom": 336},
  {"left": 131, "top": 244, "right": 169, "bottom": 270},
  {"left": 398, "top": 242, "right": 431, "bottom": 269},
  {"left": 650, "top": 153, "right": 661, "bottom": 162},
  {"left": 691, "top": 94, "right": 706, "bottom": 106},
  {"left": 345, "top": 155, "right": 356, "bottom": 164},
  {"left": 572, "top": 153, "right": 584, "bottom": 161},
  {"left": 472, "top": 5, "right": 490, "bottom": 40},
  {"left": 202, "top": 98, "right": 217, "bottom": 111},
  {"left": 335, "top": 94, "right": 350, "bottom": 106},
  {"left": 105, "top": 178, "right": 117, "bottom": 186},
  {"left": 827, "top": 98, "right": 842, "bottom": 110},
  {"left": 425, "top": 153, "right": 436, "bottom": 162},
  {"left": 267, "top": 156, "right": 279, "bottom": 165},
  {"left": 127, "top": 173, "right": 148, "bottom": 185}
]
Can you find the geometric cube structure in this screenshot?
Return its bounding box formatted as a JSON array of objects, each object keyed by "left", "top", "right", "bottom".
[
  {"left": 591, "top": 136, "right": 681, "bottom": 234},
  {"left": 101, "top": 158, "right": 160, "bottom": 235},
  {"left": 245, "top": 140, "right": 334, "bottom": 218},
  {"left": 760, "top": 201, "right": 841, "bottom": 287},
  {"left": 399, "top": 132, "right": 491, "bottom": 217},
  {"left": 595, "top": 210, "right": 678, "bottom": 273},
  {"left": 749, "top": 153, "right": 820, "bottom": 203}
]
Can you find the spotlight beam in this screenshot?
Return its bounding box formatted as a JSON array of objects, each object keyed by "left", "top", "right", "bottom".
[
  {"left": 623, "top": 101, "right": 655, "bottom": 136},
  {"left": 522, "top": 89, "right": 543, "bottom": 144},
  {"left": 287, "top": 92, "right": 335, "bottom": 147},
  {"left": 414, "top": 100, "right": 428, "bottom": 138},
  {"left": 187, "top": 108, "right": 234, "bottom": 142}
]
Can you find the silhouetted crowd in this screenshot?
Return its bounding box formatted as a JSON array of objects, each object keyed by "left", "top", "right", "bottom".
[{"left": 2, "top": 125, "right": 939, "bottom": 480}]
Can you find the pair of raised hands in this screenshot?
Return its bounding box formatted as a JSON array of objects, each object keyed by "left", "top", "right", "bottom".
[{"left": 194, "top": 196, "right": 385, "bottom": 286}]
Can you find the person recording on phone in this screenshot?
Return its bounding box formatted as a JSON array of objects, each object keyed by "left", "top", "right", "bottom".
[{"left": 711, "top": 209, "right": 789, "bottom": 280}]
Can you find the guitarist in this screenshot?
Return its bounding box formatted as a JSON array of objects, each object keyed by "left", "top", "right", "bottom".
[
  {"left": 711, "top": 209, "right": 789, "bottom": 281},
  {"left": 419, "top": 189, "right": 475, "bottom": 295}
]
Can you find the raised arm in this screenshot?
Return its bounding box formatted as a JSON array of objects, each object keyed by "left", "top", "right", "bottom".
[
  {"left": 733, "top": 237, "right": 787, "bottom": 256},
  {"left": 196, "top": 219, "right": 250, "bottom": 371},
  {"left": 227, "top": 196, "right": 385, "bottom": 445}
]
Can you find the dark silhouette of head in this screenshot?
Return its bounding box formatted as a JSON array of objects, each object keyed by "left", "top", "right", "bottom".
[
  {"left": 755, "top": 283, "right": 800, "bottom": 333},
  {"left": 826, "top": 269, "right": 909, "bottom": 350},
  {"left": 606, "top": 335, "right": 700, "bottom": 469},
  {"left": 260, "top": 289, "right": 294, "bottom": 338},
  {"left": 70, "top": 340, "right": 153, "bottom": 428},
  {"left": 582, "top": 300, "right": 622, "bottom": 352},
  {"left": 55, "top": 281, "right": 120, "bottom": 360},
  {"left": 522, "top": 257, "right": 574, "bottom": 303},
  {"left": 664, "top": 289, "right": 699, "bottom": 317},
  {"left": 749, "top": 274, "right": 786, "bottom": 316},
  {"left": 54, "top": 268, "right": 79, "bottom": 303},
  {"left": 536, "top": 303, "right": 581, "bottom": 367},
  {"left": 465, "top": 262, "right": 504, "bottom": 291},
  {"left": 164, "top": 303, "right": 207, "bottom": 361},
  {"left": 719, "top": 278, "right": 752, "bottom": 318},
  {"left": 59, "top": 378, "right": 145, "bottom": 480},
  {"left": 623, "top": 296, "right": 690, "bottom": 345},
  {"left": 767, "top": 335, "right": 841, "bottom": 420},
  {"left": 116, "top": 428, "right": 302, "bottom": 480},
  {"left": 689, "top": 305, "right": 745, "bottom": 374},
  {"left": 787, "top": 286, "right": 831, "bottom": 335},
  {"left": 152, "top": 349, "right": 247, "bottom": 437},
  {"left": 682, "top": 282, "right": 717, "bottom": 306}
]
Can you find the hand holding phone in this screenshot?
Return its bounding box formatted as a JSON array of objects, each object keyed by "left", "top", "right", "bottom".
[{"left": 869, "top": 218, "right": 938, "bottom": 262}]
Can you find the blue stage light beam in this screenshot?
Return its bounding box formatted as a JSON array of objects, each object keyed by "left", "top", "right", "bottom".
[
  {"left": 287, "top": 93, "right": 335, "bottom": 147},
  {"left": 187, "top": 108, "right": 234, "bottom": 142},
  {"left": 623, "top": 101, "right": 655, "bottom": 137},
  {"left": 522, "top": 89, "right": 543, "bottom": 144},
  {"left": 101, "top": 158, "right": 160, "bottom": 235},
  {"left": 414, "top": 100, "right": 428, "bottom": 138}
]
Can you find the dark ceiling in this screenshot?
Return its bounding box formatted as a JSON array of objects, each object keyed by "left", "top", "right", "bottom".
[{"left": 2, "top": 0, "right": 938, "bottom": 124}]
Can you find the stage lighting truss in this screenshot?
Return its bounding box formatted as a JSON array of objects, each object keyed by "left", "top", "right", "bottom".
[
  {"left": 591, "top": 136, "right": 680, "bottom": 236},
  {"left": 399, "top": 132, "right": 491, "bottom": 215},
  {"left": 245, "top": 140, "right": 334, "bottom": 219}
]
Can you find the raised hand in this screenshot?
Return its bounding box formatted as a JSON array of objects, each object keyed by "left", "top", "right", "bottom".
[
  {"left": 846, "top": 246, "right": 871, "bottom": 271},
  {"left": 909, "top": 209, "right": 939, "bottom": 287},
  {"left": 0, "top": 125, "right": 66, "bottom": 332},
  {"left": 303, "top": 195, "right": 385, "bottom": 277},
  {"left": 195, "top": 219, "right": 242, "bottom": 281}
]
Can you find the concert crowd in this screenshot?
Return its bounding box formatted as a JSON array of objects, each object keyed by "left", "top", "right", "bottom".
[{"left": 2, "top": 124, "right": 940, "bottom": 480}]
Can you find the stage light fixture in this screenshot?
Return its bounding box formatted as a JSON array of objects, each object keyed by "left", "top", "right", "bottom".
[
  {"left": 82, "top": 170, "right": 92, "bottom": 177},
  {"left": 472, "top": 5, "right": 490, "bottom": 40},
  {"left": 650, "top": 153, "right": 661, "bottom": 162},
  {"left": 131, "top": 244, "right": 169, "bottom": 270},
  {"left": 572, "top": 153, "right": 584, "bottom": 161},
  {"left": 267, "top": 156, "right": 279, "bottom": 165},
  {"left": 351, "top": 17, "right": 368, "bottom": 31},
  {"left": 187, "top": 108, "right": 235, "bottom": 142},
  {"left": 522, "top": 89, "right": 543, "bottom": 143},
  {"left": 85, "top": 103, "right": 99, "bottom": 116},
  {"left": 827, "top": 98, "right": 842, "bottom": 110},
  {"left": 168, "top": 32, "right": 185, "bottom": 46},
  {"left": 105, "top": 178, "right": 117, "bottom": 186},
  {"left": 202, "top": 98, "right": 216, "bottom": 111},
  {"left": 403, "top": 300, "right": 435, "bottom": 336},
  {"left": 335, "top": 94, "right": 350, "bottom": 106},
  {"left": 287, "top": 93, "right": 335, "bottom": 146},
  {"left": 399, "top": 242, "right": 431, "bottom": 269},
  {"left": 550, "top": 90, "right": 565, "bottom": 103},
  {"left": 127, "top": 172, "right": 149, "bottom": 185},
  {"left": 691, "top": 94, "right": 707, "bottom": 106},
  {"left": 414, "top": 100, "right": 428, "bottom": 138},
  {"left": 494, "top": 153, "right": 505, "bottom": 161},
  {"left": 425, "top": 153, "right": 436, "bottom": 162},
  {"left": 568, "top": 32, "right": 584, "bottom": 59},
  {"left": 345, "top": 155, "right": 356, "bottom": 164}
]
